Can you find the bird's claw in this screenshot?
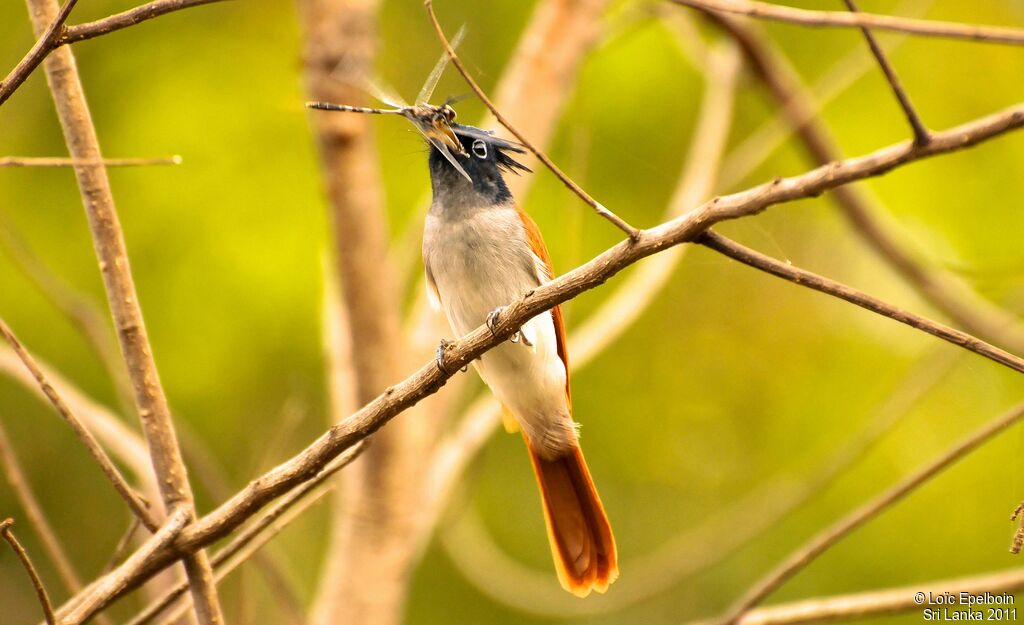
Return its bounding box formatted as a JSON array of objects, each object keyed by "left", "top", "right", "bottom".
[
  {"left": 435, "top": 338, "right": 454, "bottom": 375},
  {"left": 486, "top": 307, "right": 504, "bottom": 337},
  {"left": 486, "top": 306, "right": 532, "bottom": 347}
]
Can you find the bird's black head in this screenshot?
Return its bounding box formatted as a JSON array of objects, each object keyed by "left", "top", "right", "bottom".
[{"left": 427, "top": 123, "right": 531, "bottom": 207}]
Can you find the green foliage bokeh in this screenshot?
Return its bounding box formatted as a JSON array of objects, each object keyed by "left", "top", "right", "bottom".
[{"left": 1, "top": 0, "right": 1023, "bottom": 623}]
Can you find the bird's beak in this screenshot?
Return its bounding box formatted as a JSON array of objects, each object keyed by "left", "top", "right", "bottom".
[
  {"left": 405, "top": 111, "right": 471, "bottom": 182},
  {"left": 422, "top": 117, "right": 465, "bottom": 156}
]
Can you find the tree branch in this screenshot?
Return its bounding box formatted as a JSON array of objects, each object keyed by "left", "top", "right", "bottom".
[
  {"left": 682, "top": 567, "right": 1024, "bottom": 625},
  {"left": 841, "top": 0, "right": 929, "bottom": 145},
  {"left": 0, "top": 319, "right": 159, "bottom": 530},
  {"left": 424, "top": 0, "right": 641, "bottom": 240},
  {"left": 0, "top": 0, "right": 78, "bottom": 106},
  {"left": 0, "top": 156, "right": 181, "bottom": 167},
  {"left": 24, "top": 0, "right": 224, "bottom": 618},
  {"left": 125, "top": 441, "right": 366, "bottom": 625},
  {"left": 62, "top": 507, "right": 190, "bottom": 625},
  {"left": 51, "top": 98, "right": 1024, "bottom": 621},
  {"left": 670, "top": 0, "right": 1024, "bottom": 45},
  {"left": 59, "top": 0, "right": 226, "bottom": 44},
  {"left": 704, "top": 10, "right": 1024, "bottom": 356},
  {"left": 1, "top": 518, "right": 56, "bottom": 625},
  {"left": 698, "top": 232, "right": 1024, "bottom": 374},
  {"left": 715, "top": 400, "right": 1024, "bottom": 625}
]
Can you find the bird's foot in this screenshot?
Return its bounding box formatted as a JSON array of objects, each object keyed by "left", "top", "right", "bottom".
[
  {"left": 486, "top": 306, "right": 532, "bottom": 347},
  {"left": 486, "top": 307, "right": 504, "bottom": 337},
  {"left": 435, "top": 338, "right": 455, "bottom": 375}
]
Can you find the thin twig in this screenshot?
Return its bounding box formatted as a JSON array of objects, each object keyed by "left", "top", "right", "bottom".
[
  {"left": 0, "top": 418, "right": 84, "bottom": 593},
  {"left": 700, "top": 232, "right": 1024, "bottom": 373},
  {"left": 670, "top": 0, "right": 1024, "bottom": 45},
  {"left": 705, "top": 11, "right": 1024, "bottom": 355},
  {"left": 1, "top": 518, "right": 56, "bottom": 625},
  {"left": 25, "top": 0, "right": 225, "bottom": 618},
  {"left": 63, "top": 508, "right": 191, "bottom": 625},
  {"left": 682, "top": 567, "right": 1024, "bottom": 625},
  {"left": 423, "top": 0, "right": 641, "bottom": 240},
  {"left": 125, "top": 441, "right": 367, "bottom": 625},
  {"left": 60, "top": 0, "right": 226, "bottom": 43},
  {"left": 52, "top": 99, "right": 1024, "bottom": 619},
  {"left": 103, "top": 518, "right": 142, "bottom": 572},
  {"left": 0, "top": 156, "right": 182, "bottom": 167},
  {"left": 714, "top": 0, "right": 934, "bottom": 189},
  {"left": 0, "top": 0, "right": 78, "bottom": 106},
  {"left": 713, "top": 399, "right": 1024, "bottom": 625},
  {"left": 0, "top": 318, "right": 159, "bottom": 530},
  {"left": 841, "top": 0, "right": 929, "bottom": 144}
]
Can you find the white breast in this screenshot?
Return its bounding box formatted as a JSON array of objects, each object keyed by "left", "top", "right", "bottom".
[{"left": 423, "top": 206, "right": 576, "bottom": 456}]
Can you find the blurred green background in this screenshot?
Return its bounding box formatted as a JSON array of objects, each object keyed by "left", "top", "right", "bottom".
[{"left": 2, "top": 0, "right": 1024, "bottom": 623}]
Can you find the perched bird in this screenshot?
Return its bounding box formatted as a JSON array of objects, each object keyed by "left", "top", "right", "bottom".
[{"left": 420, "top": 120, "right": 618, "bottom": 597}]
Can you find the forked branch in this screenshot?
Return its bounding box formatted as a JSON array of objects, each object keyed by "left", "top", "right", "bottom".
[
  {"left": 51, "top": 99, "right": 1024, "bottom": 620},
  {"left": 424, "top": 0, "right": 641, "bottom": 240}
]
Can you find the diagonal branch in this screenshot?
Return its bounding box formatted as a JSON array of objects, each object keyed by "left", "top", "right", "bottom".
[
  {"left": 24, "top": 0, "right": 224, "bottom": 619},
  {"left": 704, "top": 11, "right": 1024, "bottom": 356},
  {"left": 1, "top": 518, "right": 56, "bottom": 625},
  {"left": 0, "top": 319, "right": 159, "bottom": 530},
  {"left": 424, "top": 0, "right": 641, "bottom": 240},
  {"left": 59, "top": 0, "right": 225, "bottom": 44},
  {"left": 670, "top": 0, "right": 1024, "bottom": 45},
  {"left": 62, "top": 507, "right": 190, "bottom": 625},
  {"left": 841, "top": 0, "right": 929, "bottom": 144},
  {"left": 125, "top": 441, "right": 367, "bottom": 625},
  {"left": 51, "top": 99, "right": 1024, "bottom": 621},
  {"left": 714, "top": 399, "right": 1024, "bottom": 624},
  {"left": 698, "top": 231, "right": 1024, "bottom": 374},
  {"left": 0, "top": 0, "right": 78, "bottom": 106}
]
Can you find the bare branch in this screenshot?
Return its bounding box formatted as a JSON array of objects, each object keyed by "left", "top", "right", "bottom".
[
  {"left": 731, "top": 568, "right": 1024, "bottom": 625},
  {"left": 0, "top": 156, "right": 181, "bottom": 167},
  {"left": 0, "top": 319, "right": 158, "bottom": 530},
  {"left": 698, "top": 231, "right": 1024, "bottom": 374},
  {"left": 125, "top": 441, "right": 366, "bottom": 625},
  {"left": 705, "top": 11, "right": 1024, "bottom": 355},
  {"left": 63, "top": 508, "right": 191, "bottom": 625},
  {"left": 60, "top": 0, "right": 226, "bottom": 44},
  {"left": 1, "top": 518, "right": 56, "bottom": 625},
  {"left": 423, "top": 0, "right": 641, "bottom": 240},
  {"left": 0, "top": 0, "right": 78, "bottom": 106},
  {"left": 670, "top": 0, "right": 1024, "bottom": 45},
  {"left": 715, "top": 399, "right": 1024, "bottom": 625},
  {"left": 52, "top": 99, "right": 1024, "bottom": 620},
  {"left": 841, "top": 0, "right": 929, "bottom": 144},
  {"left": 715, "top": 0, "right": 934, "bottom": 189},
  {"left": 25, "top": 0, "right": 224, "bottom": 618}
]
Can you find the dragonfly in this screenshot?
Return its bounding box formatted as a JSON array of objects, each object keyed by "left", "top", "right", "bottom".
[{"left": 306, "top": 27, "right": 472, "bottom": 181}]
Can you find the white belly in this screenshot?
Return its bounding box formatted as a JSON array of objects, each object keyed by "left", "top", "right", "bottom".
[{"left": 423, "top": 207, "right": 575, "bottom": 455}]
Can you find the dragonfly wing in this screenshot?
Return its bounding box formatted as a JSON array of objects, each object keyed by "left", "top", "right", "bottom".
[{"left": 416, "top": 25, "right": 466, "bottom": 105}]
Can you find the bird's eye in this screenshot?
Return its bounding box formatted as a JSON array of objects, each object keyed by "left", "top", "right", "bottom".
[{"left": 471, "top": 140, "right": 487, "bottom": 159}]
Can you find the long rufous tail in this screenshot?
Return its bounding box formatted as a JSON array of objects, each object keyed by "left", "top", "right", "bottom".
[{"left": 526, "top": 439, "right": 618, "bottom": 597}]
